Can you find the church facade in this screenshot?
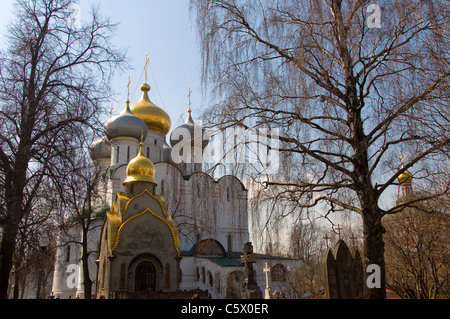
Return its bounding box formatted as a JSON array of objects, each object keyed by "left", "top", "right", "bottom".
[{"left": 51, "top": 80, "right": 300, "bottom": 299}]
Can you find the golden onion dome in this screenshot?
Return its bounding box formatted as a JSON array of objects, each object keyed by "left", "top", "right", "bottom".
[
  {"left": 123, "top": 142, "right": 156, "bottom": 185},
  {"left": 130, "top": 83, "right": 171, "bottom": 136},
  {"left": 398, "top": 166, "right": 413, "bottom": 184}
]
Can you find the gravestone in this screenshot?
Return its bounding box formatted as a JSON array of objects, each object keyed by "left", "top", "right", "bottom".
[
  {"left": 323, "top": 239, "right": 363, "bottom": 299},
  {"left": 240, "top": 242, "right": 263, "bottom": 299}
]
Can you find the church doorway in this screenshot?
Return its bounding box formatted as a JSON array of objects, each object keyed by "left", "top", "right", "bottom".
[{"left": 135, "top": 261, "right": 157, "bottom": 292}]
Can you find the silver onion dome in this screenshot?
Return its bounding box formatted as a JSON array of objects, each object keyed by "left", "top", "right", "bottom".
[
  {"left": 170, "top": 112, "right": 209, "bottom": 150},
  {"left": 105, "top": 101, "right": 148, "bottom": 142},
  {"left": 89, "top": 136, "right": 111, "bottom": 161}
]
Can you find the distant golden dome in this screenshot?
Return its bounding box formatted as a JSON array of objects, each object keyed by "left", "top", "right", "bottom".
[
  {"left": 130, "top": 83, "right": 171, "bottom": 136},
  {"left": 123, "top": 142, "right": 155, "bottom": 184},
  {"left": 398, "top": 166, "right": 413, "bottom": 184}
]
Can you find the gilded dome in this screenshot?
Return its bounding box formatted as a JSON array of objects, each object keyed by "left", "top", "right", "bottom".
[
  {"left": 123, "top": 142, "right": 155, "bottom": 184},
  {"left": 398, "top": 167, "right": 413, "bottom": 184},
  {"left": 130, "top": 83, "right": 171, "bottom": 136},
  {"left": 89, "top": 136, "right": 111, "bottom": 161},
  {"left": 105, "top": 101, "right": 148, "bottom": 142}
]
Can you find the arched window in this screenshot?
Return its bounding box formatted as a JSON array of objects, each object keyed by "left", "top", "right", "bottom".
[
  {"left": 207, "top": 271, "right": 213, "bottom": 287},
  {"left": 135, "top": 261, "right": 156, "bottom": 292}
]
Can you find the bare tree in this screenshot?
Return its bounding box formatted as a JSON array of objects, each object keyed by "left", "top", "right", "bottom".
[
  {"left": 58, "top": 151, "right": 106, "bottom": 299},
  {"left": 384, "top": 198, "right": 450, "bottom": 299},
  {"left": 0, "top": 0, "right": 127, "bottom": 298},
  {"left": 191, "top": 0, "right": 450, "bottom": 298}
]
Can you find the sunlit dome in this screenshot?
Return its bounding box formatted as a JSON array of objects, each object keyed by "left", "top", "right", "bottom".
[
  {"left": 123, "top": 142, "right": 156, "bottom": 185},
  {"left": 130, "top": 83, "right": 171, "bottom": 136}
]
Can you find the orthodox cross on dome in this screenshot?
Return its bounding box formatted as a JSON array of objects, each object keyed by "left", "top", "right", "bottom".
[
  {"left": 127, "top": 76, "right": 131, "bottom": 102},
  {"left": 187, "top": 85, "right": 193, "bottom": 116},
  {"left": 143, "top": 53, "right": 150, "bottom": 83},
  {"left": 399, "top": 151, "right": 405, "bottom": 165}
]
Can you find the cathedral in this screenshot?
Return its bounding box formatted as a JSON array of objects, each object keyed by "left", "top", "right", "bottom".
[{"left": 51, "top": 74, "right": 300, "bottom": 299}]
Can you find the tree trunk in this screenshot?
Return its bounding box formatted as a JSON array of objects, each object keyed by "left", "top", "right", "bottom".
[
  {"left": 362, "top": 202, "right": 386, "bottom": 299},
  {"left": 82, "top": 227, "right": 92, "bottom": 299},
  {"left": 0, "top": 223, "right": 19, "bottom": 299}
]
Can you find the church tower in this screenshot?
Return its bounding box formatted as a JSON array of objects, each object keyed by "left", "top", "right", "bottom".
[
  {"left": 96, "top": 142, "right": 181, "bottom": 299},
  {"left": 398, "top": 152, "right": 414, "bottom": 198}
]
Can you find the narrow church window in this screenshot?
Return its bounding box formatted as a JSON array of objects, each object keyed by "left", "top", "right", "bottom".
[
  {"left": 161, "top": 180, "right": 165, "bottom": 196},
  {"left": 227, "top": 234, "right": 232, "bottom": 253},
  {"left": 135, "top": 261, "right": 156, "bottom": 292},
  {"left": 208, "top": 272, "right": 213, "bottom": 287},
  {"left": 227, "top": 187, "right": 230, "bottom": 201},
  {"left": 64, "top": 245, "right": 71, "bottom": 263},
  {"left": 154, "top": 139, "right": 157, "bottom": 145},
  {"left": 116, "top": 146, "right": 120, "bottom": 164},
  {"left": 127, "top": 145, "right": 130, "bottom": 162},
  {"left": 147, "top": 147, "right": 150, "bottom": 159},
  {"left": 202, "top": 267, "right": 206, "bottom": 283}
]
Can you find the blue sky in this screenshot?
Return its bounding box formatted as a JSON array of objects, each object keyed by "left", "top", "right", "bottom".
[{"left": 0, "top": 0, "right": 203, "bottom": 131}]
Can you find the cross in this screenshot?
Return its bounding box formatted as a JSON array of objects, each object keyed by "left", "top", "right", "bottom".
[
  {"left": 335, "top": 224, "right": 343, "bottom": 240},
  {"left": 322, "top": 233, "right": 330, "bottom": 249},
  {"left": 187, "top": 85, "right": 193, "bottom": 116},
  {"left": 399, "top": 151, "right": 405, "bottom": 165},
  {"left": 127, "top": 76, "right": 131, "bottom": 101},
  {"left": 143, "top": 53, "right": 150, "bottom": 83},
  {"left": 109, "top": 103, "right": 114, "bottom": 118},
  {"left": 349, "top": 233, "right": 358, "bottom": 249},
  {"left": 263, "top": 263, "right": 271, "bottom": 289}
]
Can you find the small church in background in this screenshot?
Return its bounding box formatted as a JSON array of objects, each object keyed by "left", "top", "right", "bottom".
[{"left": 51, "top": 65, "right": 300, "bottom": 299}]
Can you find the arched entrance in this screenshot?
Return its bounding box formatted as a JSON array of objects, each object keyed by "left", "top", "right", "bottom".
[{"left": 135, "top": 261, "right": 157, "bottom": 292}]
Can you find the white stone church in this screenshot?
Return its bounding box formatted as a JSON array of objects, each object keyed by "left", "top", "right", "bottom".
[{"left": 51, "top": 78, "right": 300, "bottom": 299}]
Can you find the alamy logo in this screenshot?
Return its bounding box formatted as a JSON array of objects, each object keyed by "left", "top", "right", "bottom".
[
  {"left": 366, "top": 264, "right": 381, "bottom": 288},
  {"left": 66, "top": 264, "right": 81, "bottom": 289},
  {"left": 171, "top": 125, "right": 280, "bottom": 175},
  {"left": 66, "top": 4, "right": 81, "bottom": 30},
  {"left": 367, "top": 4, "right": 381, "bottom": 29}
]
